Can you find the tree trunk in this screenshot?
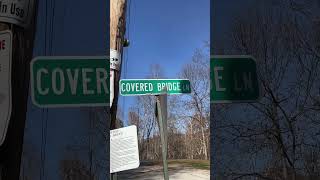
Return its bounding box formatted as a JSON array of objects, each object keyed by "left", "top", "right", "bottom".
[
  {"left": 201, "top": 125, "right": 208, "bottom": 160},
  {"left": 283, "top": 158, "right": 288, "bottom": 180},
  {"left": 190, "top": 122, "right": 193, "bottom": 160},
  {"left": 185, "top": 133, "right": 187, "bottom": 159}
]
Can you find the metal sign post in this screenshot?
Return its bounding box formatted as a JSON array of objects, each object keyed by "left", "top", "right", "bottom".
[
  {"left": 155, "top": 91, "right": 169, "bottom": 180},
  {"left": 119, "top": 80, "right": 191, "bottom": 179}
]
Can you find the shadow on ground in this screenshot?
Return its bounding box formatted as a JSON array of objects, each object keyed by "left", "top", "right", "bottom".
[{"left": 118, "top": 161, "right": 209, "bottom": 180}]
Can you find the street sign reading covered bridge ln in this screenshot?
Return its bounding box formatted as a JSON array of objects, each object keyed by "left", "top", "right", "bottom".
[
  {"left": 30, "top": 56, "right": 109, "bottom": 107},
  {"left": 120, "top": 79, "right": 191, "bottom": 96}
]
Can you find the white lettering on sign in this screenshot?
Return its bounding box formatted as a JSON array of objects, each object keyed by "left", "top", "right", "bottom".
[
  {"left": 120, "top": 80, "right": 191, "bottom": 94},
  {"left": 121, "top": 82, "right": 153, "bottom": 93},
  {"left": 243, "top": 72, "right": 253, "bottom": 91},
  {"left": 0, "top": 30, "right": 12, "bottom": 145},
  {"left": 110, "top": 125, "right": 140, "bottom": 173},
  {"left": 0, "top": 0, "right": 35, "bottom": 28},
  {"left": 157, "top": 82, "right": 184, "bottom": 92},
  {"left": 96, "top": 68, "right": 108, "bottom": 94},
  {"left": 52, "top": 68, "right": 65, "bottom": 95},
  {"left": 233, "top": 73, "right": 241, "bottom": 92},
  {"left": 66, "top": 69, "right": 79, "bottom": 95},
  {"left": 233, "top": 72, "right": 254, "bottom": 92},
  {"left": 37, "top": 68, "right": 49, "bottom": 95},
  {"left": 82, "top": 68, "right": 94, "bottom": 95},
  {"left": 214, "top": 67, "right": 226, "bottom": 92},
  {"left": 35, "top": 68, "right": 109, "bottom": 96}
]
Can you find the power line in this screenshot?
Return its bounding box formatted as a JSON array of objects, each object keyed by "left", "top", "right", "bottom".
[
  {"left": 39, "top": 0, "right": 48, "bottom": 178},
  {"left": 40, "top": 0, "right": 55, "bottom": 178},
  {"left": 50, "top": 0, "right": 56, "bottom": 54}
]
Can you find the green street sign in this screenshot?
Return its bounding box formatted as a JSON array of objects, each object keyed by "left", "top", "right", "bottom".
[
  {"left": 120, "top": 79, "right": 191, "bottom": 96},
  {"left": 210, "top": 55, "right": 260, "bottom": 103},
  {"left": 30, "top": 56, "right": 109, "bottom": 107}
]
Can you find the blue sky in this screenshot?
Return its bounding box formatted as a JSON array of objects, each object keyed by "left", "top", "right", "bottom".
[
  {"left": 211, "top": 0, "right": 255, "bottom": 51},
  {"left": 119, "top": 0, "right": 210, "bottom": 125},
  {"left": 210, "top": 0, "right": 255, "bottom": 177}
]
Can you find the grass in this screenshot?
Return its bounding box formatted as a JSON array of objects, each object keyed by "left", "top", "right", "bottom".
[{"left": 152, "top": 159, "right": 210, "bottom": 170}]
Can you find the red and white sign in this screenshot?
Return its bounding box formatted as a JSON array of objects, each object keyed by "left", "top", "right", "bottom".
[{"left": 0, "top": 30, "right": 12, "bottom": 145}]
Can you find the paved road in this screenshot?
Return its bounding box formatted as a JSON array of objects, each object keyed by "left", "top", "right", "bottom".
[{"left": 118, "top": 162, "right": 209, "bottom": 180}]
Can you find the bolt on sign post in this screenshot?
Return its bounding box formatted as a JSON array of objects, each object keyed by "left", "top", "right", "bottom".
[
  {"left": 211, "top": 55, "right": 260, "bottom": 103},
  {"left": 30, "top": 56, "right": 109, "bottom": 107},
  {"left": 120, "top": 79, "right": 191, "bottom": 96},
  {"left": 155, "top": 91, "right": 169, "bottom": 180}
]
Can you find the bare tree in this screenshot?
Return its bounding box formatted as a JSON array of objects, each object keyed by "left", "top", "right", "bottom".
[
  {"left": 116, "top": 106, "right": 125, "bottom": 127},
  {"left": 60, "top": 159, "right": 95, "bottom": 180},
  {"left": 179, "top": 48, "right": 210, "bottom": 160},
  {"left": 59, "top": 107, "right": 109, "bottom": 179},
  {"left": 20, "top": 141, "right": 40, "bottom": 180},
  {"left": 129, "top": 53, "right": 211, "bottom": 161},
  {"left": 128, "top": 64, "right": 165, "bottom": 160},
  {"left": 212, "top": 1, "right": 320, "bottom": 180}
]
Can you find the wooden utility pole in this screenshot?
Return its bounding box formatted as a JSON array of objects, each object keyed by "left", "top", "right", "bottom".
[
  {"left": 0, "top": 1, "right": 38, "bottom": 179},
  {"left": 110, "top": 0, "right": 127, "bottom": 179}
]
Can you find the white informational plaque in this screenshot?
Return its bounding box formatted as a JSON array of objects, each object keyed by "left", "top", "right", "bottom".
[{"left": 110, "top": 125, "right": 140, "bottom": 173}]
